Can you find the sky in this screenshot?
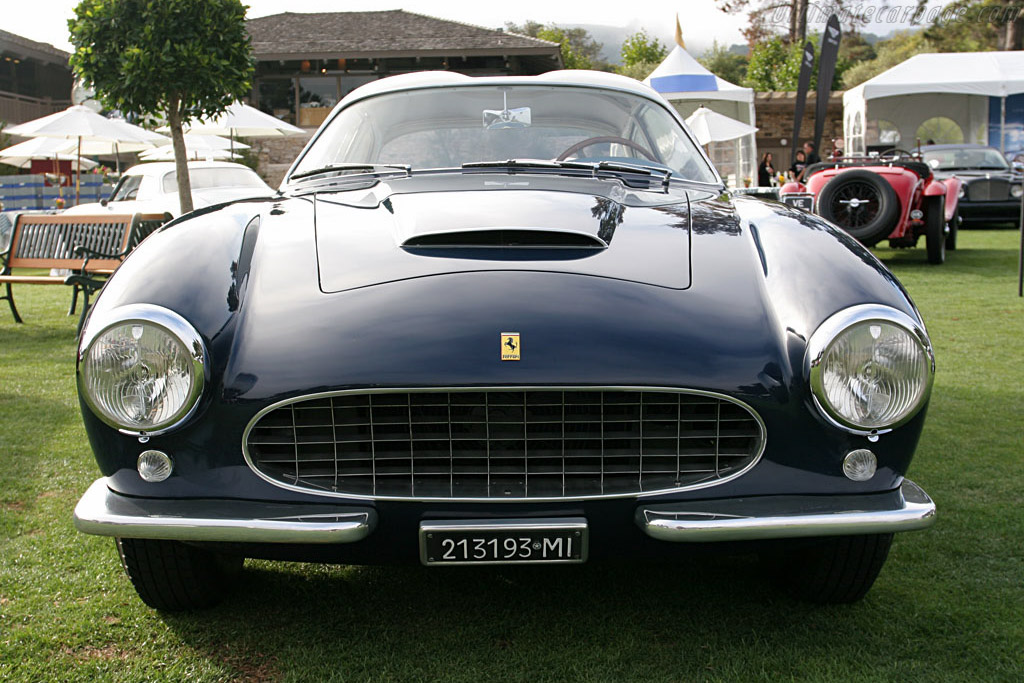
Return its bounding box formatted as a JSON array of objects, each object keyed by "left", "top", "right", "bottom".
[{"left": 5, "top": 0, "right": 940, "bottom": 59}]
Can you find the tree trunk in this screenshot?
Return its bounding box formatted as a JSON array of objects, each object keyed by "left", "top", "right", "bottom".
[
  {"left": 793, "top": 0, "right": 809, "bottom": 45},
  {"left": 1004, "top": 11, "right": 1024, "bottom": 51},
  {"left": 167, "top": 96, "right": 194, "bottom": 215}
]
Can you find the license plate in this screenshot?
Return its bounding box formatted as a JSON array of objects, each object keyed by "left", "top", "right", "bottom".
[
  {"left": 420, "top": 518, "right": 588, "bottom": 566},
  {"left": 783, "top": 195, "right": 814, "bottom": 211}
]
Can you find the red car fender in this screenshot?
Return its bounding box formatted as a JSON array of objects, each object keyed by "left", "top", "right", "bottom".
[{"left": 926, "top": 176, "right": 962, "bottom": 222}]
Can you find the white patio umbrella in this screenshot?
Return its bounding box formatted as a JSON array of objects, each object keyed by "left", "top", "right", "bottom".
[
  {"left": 685, "top": 106, "right": 759, "bottom": 145},
  {"left": 138, "top": 133, "right": 247, "bottom": 161},
  {"left": 182, "top": 102, "right": 304, "bottom": 152},
  {"left": 0, "top": 137, "right": 99, "bottom": 171},
  {"left": 6, "top": 105, "right": 166, "bottom": 201}
]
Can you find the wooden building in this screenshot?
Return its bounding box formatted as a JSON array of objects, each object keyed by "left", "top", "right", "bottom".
[{"left": 247, "top": 10, "right": 563, "bottom": 128}]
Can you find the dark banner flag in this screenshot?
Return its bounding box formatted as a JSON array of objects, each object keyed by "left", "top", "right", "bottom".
[
  {"left": 790, "top": 41, "right": 815, "bottom": 166},
  {"left": 813, "top": 14, "right": 842, "bottom": 155}
]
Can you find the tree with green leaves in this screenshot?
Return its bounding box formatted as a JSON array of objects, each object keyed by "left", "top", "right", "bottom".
[
  {"left": 68, "top": 0, "right": 254, "bottom": 214},
  {"left": 744, "top": 37, "right": 801, "bottom": 90},
  {"left": 745, "top": 34, "right": 854, "bottom": 91},
  {"left": 698, "top": 42, "right": 749, "bottom": 86},
  {"left": 505, "top": 22, "right": 603, "bottom": 70},
  {"left": 841, "top": 31, "right": 933, "bottom": 89},
  {"left": 620, "top": 29, "right": 668, "bottom": 67}
]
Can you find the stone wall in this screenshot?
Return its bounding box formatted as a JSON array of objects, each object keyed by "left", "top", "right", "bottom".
[
  {"left": 249, "top": 131, "right": 314, "bottom": 187},
  {"left": 755, "top": 90, "right": 845, "bottom": 172}
]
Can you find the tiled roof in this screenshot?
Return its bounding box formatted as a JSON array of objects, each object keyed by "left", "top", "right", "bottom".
[{"left": 247, "top": 10, "right": 560, "bottom": 58}]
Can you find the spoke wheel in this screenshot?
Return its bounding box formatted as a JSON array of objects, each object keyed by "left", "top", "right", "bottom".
[
  {"left": 817, "top": 169, "right": 900, "bottom": 245},
  {"left": 831, "top": 180, "right": 882, "bottom": 228}
]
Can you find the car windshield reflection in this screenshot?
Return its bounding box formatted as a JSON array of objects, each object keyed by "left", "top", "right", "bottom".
[{"left": 290, "top": 85, "right": 718, "bottom": 184}]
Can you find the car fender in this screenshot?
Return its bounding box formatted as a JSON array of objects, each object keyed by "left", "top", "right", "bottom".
[{"left": 927, "top": 176, "right": 961, "bottom": 222}]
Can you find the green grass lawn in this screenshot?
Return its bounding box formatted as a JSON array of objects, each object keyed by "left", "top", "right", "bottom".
[{"left": 1, "top": 231, "right": 1022, "bottom": 681}]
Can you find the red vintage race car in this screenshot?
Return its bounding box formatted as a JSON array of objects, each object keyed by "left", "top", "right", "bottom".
[{"left": 779, "top": 151, "right": 961, "bottom": 264}]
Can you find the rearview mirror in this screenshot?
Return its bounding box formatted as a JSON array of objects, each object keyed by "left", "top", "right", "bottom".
[{"left": 483, "top": 107, "right": 531, "bottom": 130}]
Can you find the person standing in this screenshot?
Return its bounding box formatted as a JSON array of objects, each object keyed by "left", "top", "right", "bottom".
[
  {"left": 790, "top": 150, "right": 807, "bottom": 183},
  {"left": 803, "top": 141, "right": 821, "bottom": 165},
  {"left": 757, "top": 152, "right": 776, "bottom": 187}
]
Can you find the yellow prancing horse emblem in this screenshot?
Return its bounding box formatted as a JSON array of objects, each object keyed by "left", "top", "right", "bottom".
[{"left": 501, "top": 332, "right": 521, "bottom": 361}]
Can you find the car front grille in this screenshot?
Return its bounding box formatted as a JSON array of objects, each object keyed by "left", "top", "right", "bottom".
[
  {"left": 244, "top": 388, "right": 765, "bottom": 500},
  {"left": 967, "top": 179, "right": 1010, "bottom": 201}
]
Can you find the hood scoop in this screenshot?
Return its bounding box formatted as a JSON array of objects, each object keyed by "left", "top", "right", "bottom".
[
  {"left": 314, "top": 189, "right": 691, "bottom": 292},
  {"left": 403, "top": 228, "right": 606, "bottom": 250}
]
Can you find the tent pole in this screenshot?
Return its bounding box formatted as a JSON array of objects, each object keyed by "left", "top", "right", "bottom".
[
  {"left": 75, "top": 136, "right": 81, "bottom": 205},
  {"left": 1019, "top": 182, "right": 1023, "bottom": 297},
  {"left": 1001, "top": 96, "right": 1007, "bottom": 154}
]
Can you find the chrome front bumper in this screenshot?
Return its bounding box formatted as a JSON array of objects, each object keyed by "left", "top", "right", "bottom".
[
  {"left": 75, "top": 477, "right": 934, "bottom": 547},
  {"left": 73, "top": 478, "right": 375, "bottom": 544},
  {"left": 637, "top": 479, "right": 935, "bottom": 542}
]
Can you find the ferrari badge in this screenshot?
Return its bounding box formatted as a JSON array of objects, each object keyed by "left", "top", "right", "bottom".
[{"left": 501, "top": 332, "right": 521, "bottom": 361}]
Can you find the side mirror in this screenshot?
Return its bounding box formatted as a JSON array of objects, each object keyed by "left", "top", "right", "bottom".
[{"left": 100, "top": 198, "right": 109, "bottom": 207}]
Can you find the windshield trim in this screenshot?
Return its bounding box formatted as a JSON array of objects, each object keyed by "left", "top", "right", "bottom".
[{"left": 282, "top": 81, "right": 724, "bottom": 191}]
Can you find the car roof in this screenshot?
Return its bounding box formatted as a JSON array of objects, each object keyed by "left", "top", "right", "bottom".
[
  {"left": 336, "top": 70, "right": 664, "bottom": 109},
  {"left": 122, "top": 161, "right": 256, "bottom": 177}
]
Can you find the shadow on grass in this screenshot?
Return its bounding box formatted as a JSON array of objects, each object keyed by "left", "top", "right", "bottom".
[{"left": 154, "top": 554, "right": 921, "bottom": 679}]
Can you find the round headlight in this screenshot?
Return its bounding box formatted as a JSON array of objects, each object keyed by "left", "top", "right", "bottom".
[
  {"left": 1011, "top": 184, "right": 1023, "bottom": 198},
  {"left": 958, "top": 186, "right": 965, "bottom": 198},
  {"left": 807, "top": 305, "right": 934, "bottom": 433},
  {"left": 79, "top": 305, "right": 205, "bottom": 434}
]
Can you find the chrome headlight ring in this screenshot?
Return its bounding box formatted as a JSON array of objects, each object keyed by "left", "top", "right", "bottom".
[
  {"left": 78, "top": 304, "right": 207, "bottom": 436},
  {"left": 805, "top": 304, "right": 935, "bottom": 436}
]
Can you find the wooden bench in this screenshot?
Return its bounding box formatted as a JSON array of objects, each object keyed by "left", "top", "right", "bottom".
[{"left": 0, "top": 212, "right": 168, "bottom": 329}]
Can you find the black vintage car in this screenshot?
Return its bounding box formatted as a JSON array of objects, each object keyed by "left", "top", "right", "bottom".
[
  {"left": 921, "top": 143, "right": 1023, "bottom": 227},
  {"left": 73, "top": 72, "right": 936, "bottom": 610}
]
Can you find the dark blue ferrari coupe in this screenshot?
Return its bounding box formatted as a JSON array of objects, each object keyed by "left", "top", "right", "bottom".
[{"left": 73, "top": 71, "right": 936, "bottom": 610}]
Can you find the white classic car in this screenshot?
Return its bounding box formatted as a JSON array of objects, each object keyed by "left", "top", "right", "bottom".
[{"left": 64, "top": 160, "right": 273, "bottom": 218}]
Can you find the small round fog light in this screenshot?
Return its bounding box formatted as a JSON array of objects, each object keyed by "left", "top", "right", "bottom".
[
  {"left": 843, "top": 449, "right": 877, "bottom": 481},
  {"left": 137, "top": 450, "right": 173, "bottom": 482},
  {"left": 909, "top": 209, "right": 923, "bottom": 220}
]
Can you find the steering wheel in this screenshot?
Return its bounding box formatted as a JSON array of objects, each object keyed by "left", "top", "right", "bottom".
[
  {"left": 878, "top": 148, "right": 914, "bottom": 160},
  {"left": 556, "top": 136, "right": 658, "bottom": 162}
]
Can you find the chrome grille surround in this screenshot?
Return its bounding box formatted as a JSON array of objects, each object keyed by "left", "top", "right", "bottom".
[
  {"left": 242, "top": 387, "right": 766, "bottom": 502},
  {"left": 967, "top": 178, "right": 1010, "bottom": 202}
]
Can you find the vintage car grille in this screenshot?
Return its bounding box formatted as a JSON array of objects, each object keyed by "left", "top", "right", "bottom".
[
  {"left": 966, "top": 179, "right": 1010, "bottom": 202},
  {"left": 244, "top": 389, "right": 765, "bottom": 500}
]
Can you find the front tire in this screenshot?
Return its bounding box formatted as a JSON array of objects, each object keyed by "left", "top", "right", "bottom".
[
  {"left": 925, "top": 196, "right": 946, "bottom": 264},
  {"left": 946, "top": 211, "right": 959, "bottom": 251},
  {"left": 116, "top": 538, "right": 243, "bottom": 611},
  {"left": 763, "top": 533, "right": 894, "bottom": 604}
]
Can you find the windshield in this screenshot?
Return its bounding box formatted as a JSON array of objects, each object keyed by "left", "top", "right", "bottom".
[
  {"left": 291, "top": 85, "right": 718, "bottom": 184},
  {"left": 922, "top": 147, "right": 1010, "bottom": 171},
  {"left": 162, "top": 168, "right": 268, "bottom": 193},
  {"left": 110, "top": 174, "right": 142, "bottom": 201}
]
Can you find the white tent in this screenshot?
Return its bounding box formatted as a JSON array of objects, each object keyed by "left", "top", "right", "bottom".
[
  {"left": 644, "top": 21, "right": 757, "bottom": 187},
  {"left": 844, "top": 52, "right": 1024, "bottom": 156}
]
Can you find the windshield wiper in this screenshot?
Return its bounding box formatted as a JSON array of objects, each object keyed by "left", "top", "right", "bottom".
[
  {"left": 290, "top": 163, "right": 411, "bottom": 181},
  {"left": 461, "top": 159, "right": 673, "bottom": 190}
]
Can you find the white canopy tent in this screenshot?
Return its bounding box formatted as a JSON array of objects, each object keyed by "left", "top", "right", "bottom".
[
  {"left": 844, "top": 52, "right": 1024, "bottom": 156},
  {"left": 644, "top": 22, "right": 757, "bottom": 188}
]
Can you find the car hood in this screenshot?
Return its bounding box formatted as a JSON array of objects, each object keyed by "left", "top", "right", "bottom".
[{"left": 313, "top": 186, "right": 692, "bottom": 291}]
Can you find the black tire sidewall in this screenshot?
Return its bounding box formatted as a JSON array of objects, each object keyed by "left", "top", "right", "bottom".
[
  {"left": 925, "top": 195, "right": 946, "bottom": 264},
  {"left": 817, "top": 169, "right": 900, "bottom": 245}
]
